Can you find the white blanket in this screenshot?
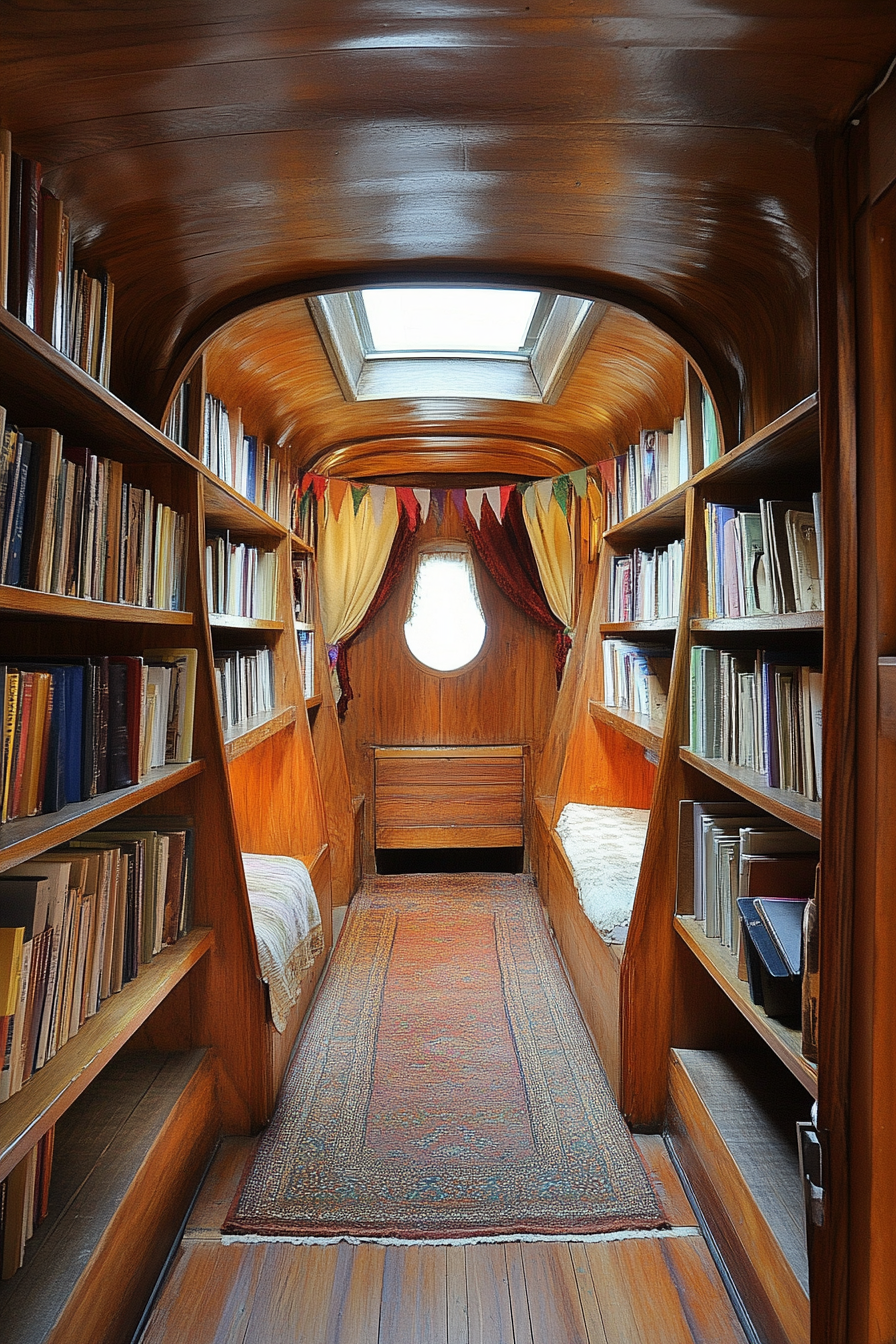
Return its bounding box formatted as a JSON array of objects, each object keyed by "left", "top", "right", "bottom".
[
  {"left": 555, "top": 804, "right": 650, "bottom": 943},
  {"left": 243, "top": 853, "right": 324, "bottom": 1031}
]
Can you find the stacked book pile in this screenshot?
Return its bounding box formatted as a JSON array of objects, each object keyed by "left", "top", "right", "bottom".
[
  {"left": 213, "top": 647, "right": 275, "bottom": 732},
  {"left": 0, "top": 820, "right": 195, "bottom": 1103},
  {"left": 600, "top": 422, "right": 689, "bottom": 527},
  {"left": 607, "top": 540, "right": 684, "bottom": 622},
  {"left": 0, "top": 649, "right": 197, "bottom": 824},
  {"left": 2, "top": 142, "right": 114, "bottom": 387},
  {"left": 296, "top": 629, "right": 315, "bottom": 701},
  {"left": 704, "top": 495, "right": 823, "bottom": 617},
  {"left": 679, "top": 801, "right": 818, "bottom": 1036},
  {"left": 0, "top": 415, "right": 188, "bottom": 608},
  {"left": 201, "top": 395, "right": 283, "bottom": 520},
  {"left": 205, "top": 534, "right": 279, "bottom": 622},
  {"left": 689, "top": 645, "right": 822, "bottom": 799},
  {"left": 602, "top": 639, "right": 671, "bottom": 724},
  {"left": 0, "top": 1126, "right": 54, "bottom": 1279}
]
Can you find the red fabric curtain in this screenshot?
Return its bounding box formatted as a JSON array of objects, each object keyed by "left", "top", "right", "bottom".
[
  {"left": 333, "top": 515, "right": 416, "bottom": 719},
  {"left": 463, "top": 490, "right": 571, "bottom": 685}
]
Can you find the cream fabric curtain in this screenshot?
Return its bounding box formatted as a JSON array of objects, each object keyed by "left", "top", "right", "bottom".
[
  {"left": 522, "top": 488, "right": 575, "bottom": 630},
  {"left": 318, "top": 490, "right": 400, "bottom": 646}
]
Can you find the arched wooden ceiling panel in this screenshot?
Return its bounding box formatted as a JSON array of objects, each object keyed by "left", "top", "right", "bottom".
[
  {"left": 3, "top": 3, "right": 894, "bottom": 456},
  {"left": 202, "top": 296, "right": 689, "bottom": 481}
]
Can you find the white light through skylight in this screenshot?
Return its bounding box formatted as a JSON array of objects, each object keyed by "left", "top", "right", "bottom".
[{"left": 361, "top": 287, "right": 540, "bottom": 354}]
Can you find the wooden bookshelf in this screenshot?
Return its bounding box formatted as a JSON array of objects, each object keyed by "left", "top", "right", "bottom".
[
  {"left": 0, "top": 761, "right": 205, "bottom": 874},
  {"left": 680, "top": 747, "right": 822, "bottom": 838},
  {"left": 0, "top": 588, "right": 194, "bottom": 624},
  {"left": 0, "top": 928, "right": 213, "bottom": 1183},
  {"left": 201, "top": 470, "right": 288, "bottom": 538},
  {"left": 675, "top": 916, "right": 818, "bottom": 1096},
  {"left": 588, "top": 699, "right": 664, "bottom": 752},
  {"left": 223, "top": 705, "right": 298, "bottom": 761},
  {"left": 207, "top": 614, "right": 284, "bottom": 632},
  {"left": 305, "top": 693, "right": 323, "bottom": 710},
  {"left": 690, "top": 611, "right": 824, "bottom": 634},
  {"left": 599, "top": 619, "right": 679, "bottom": 634}
]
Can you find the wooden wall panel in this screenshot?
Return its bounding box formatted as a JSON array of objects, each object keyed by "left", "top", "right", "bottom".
[{"left": 337, "top": 507, "right": 557, "bottom": 867}]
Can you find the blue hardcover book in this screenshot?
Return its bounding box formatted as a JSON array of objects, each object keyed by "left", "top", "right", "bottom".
[{"left": 244, "top": 435, "right": 257, "bottom": 503}]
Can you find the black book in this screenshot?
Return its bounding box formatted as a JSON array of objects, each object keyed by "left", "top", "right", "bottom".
[{"left": 106, "top": 659, "right": 130, "bottom": 791}]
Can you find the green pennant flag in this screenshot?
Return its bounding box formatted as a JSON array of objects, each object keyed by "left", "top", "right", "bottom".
[
  {"left": 351, "top": 483, "right": 368, "bottom": 515},
  {"left": 569, "top": 468, "right": 588, "bottom": 498},
  {"left": 553, "top": 475, "right": 571, "bottom": 514}
]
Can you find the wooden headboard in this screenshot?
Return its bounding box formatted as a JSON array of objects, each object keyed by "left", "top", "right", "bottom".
[{"left": 374, "top": 746, "right": 524, "bottom": 849}]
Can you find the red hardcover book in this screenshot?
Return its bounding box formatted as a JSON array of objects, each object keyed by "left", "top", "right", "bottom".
[{"left": 8, "top": 672, "right": 34, "bottom": 820}]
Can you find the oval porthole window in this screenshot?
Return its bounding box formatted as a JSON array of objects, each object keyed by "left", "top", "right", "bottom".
[{"left": 404, "top": 546, "right": 487, "bottom": 672}]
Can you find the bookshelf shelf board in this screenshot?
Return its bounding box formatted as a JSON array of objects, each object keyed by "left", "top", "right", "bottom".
[
  {"left": 693, "top": 394, "right": 819, "bottom": 497},
  {"left": 599, "top": 619, "right": 679, "bottom": 634},
  {"left": 201, "top": 471, "right": 287, "bottom": 539},
  {"left": 604, "top": 486, "right": 689, "bottom": 544},
  {"left": 0, "top": 310, "right": 195, "bottom": 470},
  {"left": 208, "top": 614, "right": 284, "bottom": 631},
  {"left": 588, "top": 700, "right": 665, "bottom": 752},
  {"left": 675, "top": 916, "right": 818, "bottom": 1097},
  {"left": 289, "top": 532, "right": 315, "bottom": 555},
  {"left": 223, "top": 705, "right": 298, "bottom": 762},
  {"left": 294, "top": 620, "right": 315, "bottom": 632},
  {"left": 690, "top": 612, "right": 824, "bottom": 634},
  {"left": 669, "top": 1048, "right": 811, "bottom": 1302},
  {"left": 679, "top": 748, "right": 822, "bottom": 838},
  {"left": 0, "top": 586, "right": 193, "bottom": 625},
  {"left": 305, "top": 693, "right": 323, "bottom": 710},
  {"left": 0, "top": 761, "right": 205, "bottom": 874},
  {"left": 0, "top": 927, "right": 213, "bottom": 1183}
]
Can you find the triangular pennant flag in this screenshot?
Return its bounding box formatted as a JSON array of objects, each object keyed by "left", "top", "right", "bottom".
[
  {"left": 587, "top": 477, "right": 602, "bottom": 520},
  {"left": 369, "top": 483, "right": 388, "bottom": 525},
  {"left": 351, "top": 483, "right": 369, "bottom": 515},
  {"left": 311, "top": 473, "right": 328, "bottom": 502},
  {"left": 413, "top": 487, "right": 431, "bottom": 523},
  {"left": 552, "top": 475, "right": 571, "bottom": 515},
  {"left": 466, "top": 488, "right": 485, "bottom": 527},
  {"left": 499, "top": 484, "right": 514, "bottom": 518},
  {"left": 300, "top": 472, "right": 315, "bottom": 497},
  {"left": 484, "top": 486, "right": 501, "bottom": 521},
  {"left": 431, "top": 489, "right": 446, "bottom": 525},
  {"left": 597, "top": 458, "right": 616, "bottom": 490},
  {"left": 569, "top": 468, "right": 588, "bottom": 499},
  {"left": 524, "top": 484, "right": 538, "bottom": 519},
  {"left": 396, "top": 487, "right": 419, "bottom": 530},
  {"left": 329, "top": 477, "right": 348, "bottom": 520},
  {"left": 535, "top": 477, "right": 554, "bottom": 510},
  {"left": 450, "top": 489, "right": 467, "bottom": 520}
]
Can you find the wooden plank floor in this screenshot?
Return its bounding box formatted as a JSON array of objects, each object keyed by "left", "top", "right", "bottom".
[{"left": 140, "top": 1135, "right": 749, "bottom": 1344}]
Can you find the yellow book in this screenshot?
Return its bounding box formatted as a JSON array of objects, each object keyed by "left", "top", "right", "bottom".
[
  {"left": 0, "top": 925, "right": 24, "bottom": 1016},
  {"left": 1, "top": 670, "right": 20, "bottom": 824}
]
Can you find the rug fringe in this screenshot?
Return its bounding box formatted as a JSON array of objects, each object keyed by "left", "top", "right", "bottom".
[{"left": 221, "top": 1225, "right": 699, "bottom": 1248}]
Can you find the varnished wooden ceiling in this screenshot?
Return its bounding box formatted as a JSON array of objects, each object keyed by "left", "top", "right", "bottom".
[{"left": 3, "top": 3, "right": 894, "bottom": 479}]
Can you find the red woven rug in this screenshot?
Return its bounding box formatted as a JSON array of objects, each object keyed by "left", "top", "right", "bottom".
[{"left": 223, "top": 874, "right": 666, "bottom": 1243}]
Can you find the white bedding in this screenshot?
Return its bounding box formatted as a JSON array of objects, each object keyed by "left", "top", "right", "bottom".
[
  {"left": 554, "top": 804, "right": 650, "bottom": 943},
  {"left": 243, "top": 853, "right": 324, "bottom": 1031}
]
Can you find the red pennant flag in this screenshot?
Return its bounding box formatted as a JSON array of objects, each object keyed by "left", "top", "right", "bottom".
[
  {"left": 311, "top": 473, "right": 328, "bottom": 502},
  {"left": 499, "top": 484, "right": 514, "bottom": 518},
  {"left": 396, "top": 487, "right": 419, "bottom": 529}
]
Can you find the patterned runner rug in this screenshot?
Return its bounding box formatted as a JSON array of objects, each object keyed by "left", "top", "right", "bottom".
[{"left": 223, "top": 874, "right": 666, "bottom": 1244}]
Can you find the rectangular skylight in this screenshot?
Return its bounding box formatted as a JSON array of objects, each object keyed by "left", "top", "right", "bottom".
[{"left": 360, "top": 287, "right": 541, "bottom": 355}]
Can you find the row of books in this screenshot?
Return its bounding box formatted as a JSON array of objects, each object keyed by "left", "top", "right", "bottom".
[
  {"left": 214, "top": 647, "right": 275, "bottom": 733},
  {"left": 600, "top": 422, "right": 689, "bottom": 528},
  {"left": 0, "top": 649, "right": 197, "bottom": 824},
  {"left": 678, "top": 801, "right": 818, "bottom": 1051},
  {"left": 201, "top": 394, "right": 283, "bottom": 521},
  {"left": 297, "top": 629, "right": 315, "bottom": 701},
  {"left": 607, "top": 540, "right": 684, "bottom": 623},
  {"left": 704, "top": 496, "right": 823, "bottom": 618},
  {"left": 205, "top": 535, "right": 279, "bottom": 622},
  {"left": 601, "top": 639, "right": 670, "bottom": 724},
  {"left": 1, "top": 139, "right": 114, "bottom": 387},
  {"left": 292, "top": 553, "right": 316, "bottom": 625},
  {"left": 0, "top": 820, "right": 195, "bottom": 1105},
  {"left": 689, "top": 645, "right": 822, "bottom": 800},
  {"left": 0, "top": 1127, "right": 54, "bottom": 1279},
  {"left": 0, "top": 414, "right": 189, "bottom": 608}
]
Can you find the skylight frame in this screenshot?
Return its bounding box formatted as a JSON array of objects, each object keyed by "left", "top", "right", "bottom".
[{"left": 307, "top": 286, "right": 602, "bottom": 405}]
